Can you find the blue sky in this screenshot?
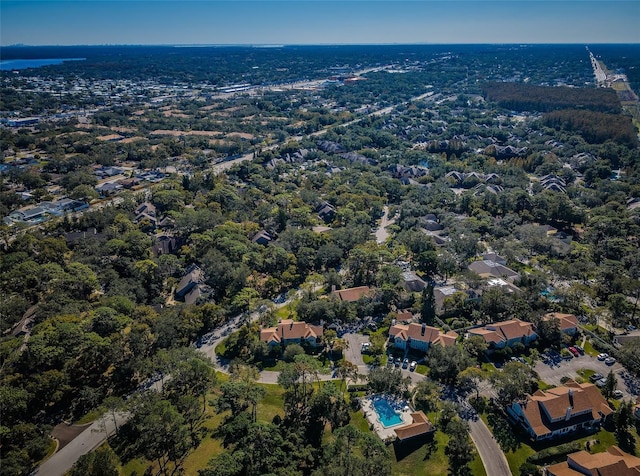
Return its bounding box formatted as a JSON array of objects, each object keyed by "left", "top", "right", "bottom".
[{"left": 1, "top": 1, "right": 639, "bottom": 46}]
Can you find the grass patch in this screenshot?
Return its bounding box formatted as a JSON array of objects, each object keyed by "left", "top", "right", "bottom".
[
  {"left": 415, "top": 364, "right": 429, "bottom": 375},
  {"left": 350, "top": 409, "right": 372, "bottom": 433},
  {"left": 255, "top": 383, "right": 285, "bottom": 423},
  {"left": 182, "top": 434, "right": 224, "bottom": 475},
  {"left": 74, "top": 408, "right": 102, "bottom": 425},
  {"left": 121, "top": 456, "right": 150, "bottom": 475},
  {"left": 391, "top": 430, "right": 449, "bottom": 476},
  {"left": 583, "top": 340, "right": 598, "bottom": 356},
  {"left": 469, "top": 452, "right": 488, "bottom": 476}
]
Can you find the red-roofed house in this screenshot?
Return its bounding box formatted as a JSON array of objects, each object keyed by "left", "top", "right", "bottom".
[
  {"left": 389, "top": 322, "right": 458, "bottom": 352},
  {"left": 394, "top": 411, "right": 435, "bottom": 441},
  {"left": 507, "top": 380, "right": 613, "bottom": 442},
  {"left": 545, "top": 446, "right": 640, "bottom": 476},
  {"left": 331, "top": 286, "right": 372, "bottom": 302},
  {"left": 542, "top": 312, "right": 579, "bottom": 336},
  {"left": 467, "top": 318, "right": 537, "bottom": 350},
  {"left": 260, "top": 319, "right": 323, "bottom": 348}
]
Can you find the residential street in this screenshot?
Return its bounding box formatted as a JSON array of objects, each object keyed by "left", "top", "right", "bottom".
[{"left": 468, "top": 417, "right": 512, "bottom": 476}]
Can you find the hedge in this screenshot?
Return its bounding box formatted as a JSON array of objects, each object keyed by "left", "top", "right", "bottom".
[{"left": 526, "top": 441, "right": 582, "bottom": 465}]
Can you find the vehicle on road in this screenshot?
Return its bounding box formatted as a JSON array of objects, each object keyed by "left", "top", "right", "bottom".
[
  {"left": 597, "top": 353, "right": 609, "bottom": 361},
  {"left": 410, "top": 361, "right": 417, "bottom": 371},
  {"left": 589, "top": 373, "right": 604, "bottom": 382},
  {"left": 605, "top": 357, "right": 616, "bottom": 365}
]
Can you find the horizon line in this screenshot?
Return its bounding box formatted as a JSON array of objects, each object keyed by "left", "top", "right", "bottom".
[{"left": 3, "top": 41, "right": 640, "bottom": 48}]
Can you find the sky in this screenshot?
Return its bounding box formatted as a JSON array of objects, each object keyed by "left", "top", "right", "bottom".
[{"left": 1, "top": 0, "right": 639, "bottom": 47}]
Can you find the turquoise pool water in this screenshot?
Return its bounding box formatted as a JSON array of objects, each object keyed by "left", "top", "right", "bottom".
[{"left": 372, "top": 396, "right": 403, "bottom": 428}]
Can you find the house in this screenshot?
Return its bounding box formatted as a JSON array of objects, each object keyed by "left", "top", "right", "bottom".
[
  {"left": 135, "top": 202, "right": 156, "bottom": 218},
  {"left": 153, "top": 235, "right": 180, "bottom": 257},
  {"left": 481, "top": 252, "right": 507, "bottom": 265},
  {"left": 401, "top": 271, "right": 427, "bottom": 292},
  {"left": 260, "top": 319, "right": 323, "bottom": 348},
  {"left": 468, "top": 260, "right": 520, "bottom": 282},
  {"left": 542, "top": 312, "right": 579, "bottom": 335},
  {"left": 175, "top": 265, "right": 205, "bottom": 299},
  {"left": 394, "top": 411, "right": 435, "bottom": 442},
  {"left": 389, "top": 322, "right": 458, "bottom": 352},
  {"left": 331, "top": 286, "right": 372, "bottom": 302},
  {"left": 507, "top": 380, "right": 612, "bottom": 442},
  {"left": 467, "top": 318, "right": 537, "bottom": 350},
  {"left": 545, "top": 445, "right": 640, "bottom": 476},
  {"left": 317, "top": 202, "right": 337, "bottom": 223},
  {"left": 251, "top": 230, "right": 275, "bottom": 246}
]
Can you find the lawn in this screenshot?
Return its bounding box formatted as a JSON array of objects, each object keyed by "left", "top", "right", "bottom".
[
  {"left": 256, "top": 383, "right": 286, "bottom": 422},
  {"left": 391, "top": 430, "right": 449, "bottom": 476}
]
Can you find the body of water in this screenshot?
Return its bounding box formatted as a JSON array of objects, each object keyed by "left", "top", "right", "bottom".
[
  {"left": 371, "top": 395, "right": 404, "bottom": 428},
  {"left": 0, "top": 58, "right": 85, "bottom": 71}
]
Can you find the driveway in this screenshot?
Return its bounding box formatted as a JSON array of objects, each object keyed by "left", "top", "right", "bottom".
[
  {"left": 35, "top": 412, "right": 129, "bottom": 476},
  {"left": 533, "top": 354, "right": 635, "bottom": 399}
]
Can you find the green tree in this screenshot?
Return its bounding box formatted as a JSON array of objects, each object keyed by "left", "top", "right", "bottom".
[
  {"left": 421, "top": 283, "right": 436, "bottom": 326},
  {"left": 602, "top": 370, "right": 617, "bottom": 400},
  {"left": 490, "top": 361, "right": 536, "bottom": 405},
  {"left": 69, "top": 445, "right": 119, "bottom": 476}
]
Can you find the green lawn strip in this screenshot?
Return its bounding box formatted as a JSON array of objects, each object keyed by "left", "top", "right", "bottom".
[
  {"left": 74, "top": 408, "right": 103, "bottom": 425},
  {"left": 469, "top": 452, "right": 488, "bottom": 476}
]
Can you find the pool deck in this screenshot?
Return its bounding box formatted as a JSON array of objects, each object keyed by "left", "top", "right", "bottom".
[{"left": 361, "top": 396, "right": 414, "bottom": 441}]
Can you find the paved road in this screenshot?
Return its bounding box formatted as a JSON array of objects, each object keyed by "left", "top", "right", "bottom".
[
  {"left": 34, "top": 412, "right": 129, "bottom": 476},
  {"left": 468, "top": 417, "right": 512, "bottom": 476}
]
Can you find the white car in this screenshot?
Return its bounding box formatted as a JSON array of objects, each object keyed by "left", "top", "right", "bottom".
[
  {"left": 605, "top": 357, "right": 616, "bottom": 365},
  {"left": 410, "top": 361, "right": 417, "bottom": 371},
  {"left": 613, "top": 390, "right": 624, "bottom": 399},
  {"left": 597, "top": 353, "right": 609, "bottom": 361}
]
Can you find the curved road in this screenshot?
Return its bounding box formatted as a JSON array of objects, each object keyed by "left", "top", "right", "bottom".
[{"left": 468, "top": 417, "right": 512, "bottom": 476}]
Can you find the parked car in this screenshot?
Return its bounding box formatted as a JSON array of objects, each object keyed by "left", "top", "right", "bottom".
[
  {"left": 589, "top": 373, "right": 604, "bottom": 382},
  {"left": 575, "top": 345, "right": 584, "bottom": 354},
  {"left": 627, "top": 325, "right": 637, "bottom": 332},
  {"left": 402, "top": 358, "right": 409, "bottom": 369},
  {"left": 568, "top": 346, "right": 580, "bottom": 357},
  {"left": 597, "top": 353, "right": 609, "bottom": 361},
  {"left": 605, "top": 357, "right": 616, "bottom": 365},
  {"left": 613, "top": 390, "right": 624, "bottom": 399},
  {"left": 395, "top": 357, "right": 401, "bottom": 367},
  {"left": 361, "top": 342, "right": 371, "bottom": 353},
  {"left": 596, "top": 378, "right": 607, "bottom": 388},
  {"left": 410, "top": 361, "right": 417, "bottom": 371}
]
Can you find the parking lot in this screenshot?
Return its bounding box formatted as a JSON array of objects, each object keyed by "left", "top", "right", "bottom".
[{"left": 534, "top": 353, "right": 638, "bottom": 399}]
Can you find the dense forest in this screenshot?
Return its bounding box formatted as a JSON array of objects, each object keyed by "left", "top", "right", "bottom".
[{"left": 480, "top": 82, "right": 621, "bottom": 113}]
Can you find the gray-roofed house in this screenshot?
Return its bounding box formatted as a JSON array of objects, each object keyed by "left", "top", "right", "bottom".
[
  {"left": 468, "top": 260, "right": 520, "bottom": 282},
  {"left": 176, "top": 265, "right": 205, "bottom": 299}
]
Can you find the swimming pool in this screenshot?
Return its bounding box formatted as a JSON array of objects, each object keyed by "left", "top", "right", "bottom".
[{"left": 371, "top": 396, "right": 403, "bottom": 428}]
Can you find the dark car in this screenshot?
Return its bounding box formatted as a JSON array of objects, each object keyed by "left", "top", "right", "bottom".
[{"left": 589, "top": 373, "right": 603, "bottom": 383}]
